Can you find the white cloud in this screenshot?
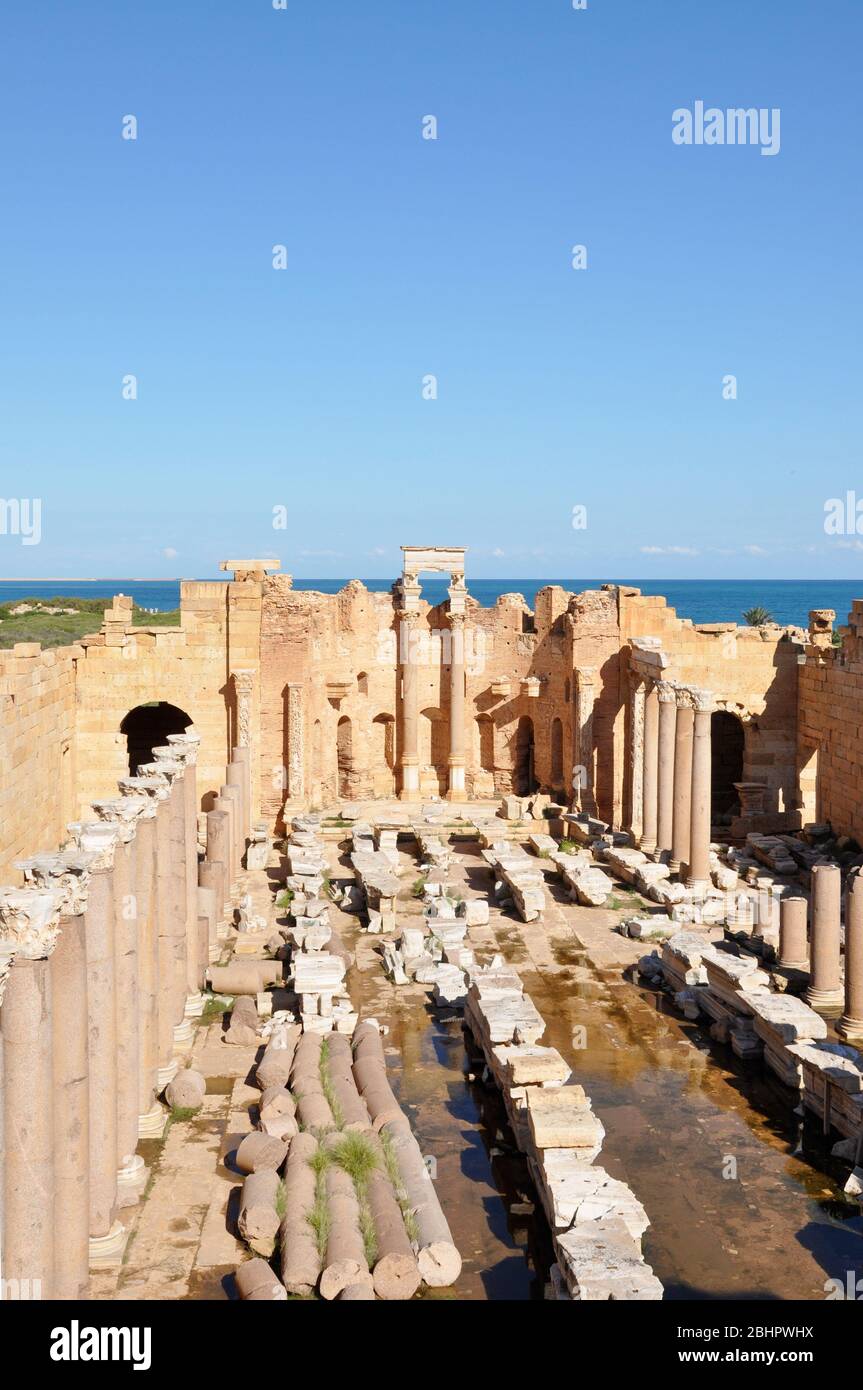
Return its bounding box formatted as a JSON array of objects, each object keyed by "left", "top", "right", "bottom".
[
  {"left": 161, "top": 546, "right": 178, "bottom": 559},
  {"left": 367, "top": 546, "right": 387, "bottom": 557},
  {"left": 492, "top": 547, "right": 505, "bottom": 558},
  {"left": 640, "top": 545, "right": 699, "bottom": 556},
  {"left": 742, "top": 544, "right": 768, "bottom": 556}
]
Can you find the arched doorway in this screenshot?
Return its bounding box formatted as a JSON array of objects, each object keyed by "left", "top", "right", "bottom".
[
  {"left": 371, "top": 713, "right": 396, "bottom": 795},
  {"left": 337, "top": 716, "right": 353, "bottom": 798},
  {"left": 711, "top": 710, "right": 745, "bottom": 826},
  {"left": 477, "top": 714, "right": 495, "bottom": 774},
  {"left": 120, "top": 702, "right": 192, "bottom": 775},
  {"left": 514, "top": 716, "right": 537, "bottom": 796}
]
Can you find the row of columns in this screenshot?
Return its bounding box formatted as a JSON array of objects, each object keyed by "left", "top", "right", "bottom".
[
  {"left": 398, "top": 581, "right": 467, "bottom": 801},
  {"left": 778, "top": 864, "right": 863, "bottom": 1039},
  {"left": 0, "top": 734, "right": 252, "bottom": 1298},
  {"left": 629, "top": 675, "right": 717, "bottom": 889}
]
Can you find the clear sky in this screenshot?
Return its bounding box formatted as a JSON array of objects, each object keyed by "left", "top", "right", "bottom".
[{"left": 0, "top": 0, "right": 860, "bottom": 581}]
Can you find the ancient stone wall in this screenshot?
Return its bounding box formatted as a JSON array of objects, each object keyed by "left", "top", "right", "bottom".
[
  {"left": 0, "top": 564, "right": 818, "bottom": 880},
  {"left": 0, "top": 643, "right": 79, "bottom": 876},
  {"left": 798, "top": 602, "right": 863, "bottom": 840}
]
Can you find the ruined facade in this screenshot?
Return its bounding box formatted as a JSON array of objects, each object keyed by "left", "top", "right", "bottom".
[{"left": 0, "top": 550, "right": 853, "bottom": 883}]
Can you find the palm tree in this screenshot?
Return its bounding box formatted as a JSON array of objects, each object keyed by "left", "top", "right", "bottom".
[{"left": 743, "top": 606, "right": 773, "bottom": 626}]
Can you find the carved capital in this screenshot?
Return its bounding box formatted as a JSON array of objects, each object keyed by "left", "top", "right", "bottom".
[
  {"left": 655, "top": 680, "right": 678, "bottom": 704},
  {"left": 675, "top": 686, "right": 697, "bottom": 710},
  {"left": 167, "top": 730, "right": 201, "bottom": 765},
  {"left": 66, "top": 821, "right": 123, "bottom": 869},
  {"left": 691, "top": 687, "right": 718, "bottom": 714},
  {"left": 119, "top": 774, "right": 170, "bottom": 805},
  {"left": 16, "top": 851, "right": 94, "bottom": 916},
  {"left": 0, "top": 886, "right": 64, "bottom": 960}
]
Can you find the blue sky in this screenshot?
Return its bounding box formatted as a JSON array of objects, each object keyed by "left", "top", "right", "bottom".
[{"left": 0, "top": 0, "right": 861, "bottom": 581}]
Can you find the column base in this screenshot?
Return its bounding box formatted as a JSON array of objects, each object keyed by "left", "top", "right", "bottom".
[
  {"left": 778, "top": 957, "right": 809, "bottom": 973},
  {"left": 209, "top": 943, "right": 222, "bottom": 962},
  {"left": 173, "top": 1019, "right": 194, "bottom": 1050},
  {"left": 669, "top": 857, "right": 681, "bottom": 875},
  {"left": 157, "top": 1059, "right": 179, "bottom": 1089},
  {"left": 116, "top": 1154, "right": 148, "bottom": 1208},
  {"left": 836, "top": 1013, "right": 863, "bottom": 1042},
  {"left": 138, "top": 1102, "right": 169, "bottom": 1139},
  {"left": 805, "top": 986, "right": 845, "bottom": 1018},
  {"left": 639, "top": 838, "right": 657, "bottom": 857},
  {"left": 88, "top": 1222, "right": 127, "bottom": 1269},
  {"left": 652, "top": 848, "right": 670, "bottom": 865},
  {"left": 184, "top": 991, "right": 206, "bottom": 1018},
  {"left": 686, "top": 876, "right": 710, "bottom": 894}
]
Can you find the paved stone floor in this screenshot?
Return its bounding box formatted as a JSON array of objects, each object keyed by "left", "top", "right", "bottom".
[{"left": 93, "top": 826, "right": 863, "bottom": 1301}]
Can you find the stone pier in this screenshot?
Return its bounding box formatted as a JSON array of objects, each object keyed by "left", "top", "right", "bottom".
[
  {"left": 0, "top": 887, "right": 63, "bottom": 1299},
  {"left": 655, "top": 681, "right": 677, "bottom": 863},
  {"left": 686, "top": 690, "right": 715, "bottom": 891},
  {"left": 838, "top": 868, "right": 863, "bottom": 1041},
  {"left": 806, "top": 864, "right": 844, "bottom": 1018},
  {"left": 670, "top": 688, "right": 694, "bottom": 876}
]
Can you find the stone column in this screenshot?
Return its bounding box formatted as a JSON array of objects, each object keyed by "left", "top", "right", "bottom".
[
  {"left": 197, "top": 879, "right": 218, "bottom": 963},
  {"left": 287, "top": 683, "right": 305, "bottom": 802},
  {"left": 151, "top": 792, "right": 181, "bottom": 1083},
  {"left": 627, "top": 674, "right": 646, "bottom": 842},
  {"left": 108, "top": 829, "right": 143, "bottom": 1200},
  {"left": 805, "top": 863, "right": 844, "bottom": 1017},
  {"left": 205, "top": 807, "right": 231, "bottom": 922},
  {"left": 573, "top": 668, "right": 596, "bottom": 814},
  {"left": 838, "top": 868, "right": 863, "bottom": 1041},
  {"left": 640, "top": 683, "right": 659, "bottom": 855},
  {"left": 778, "top": 895, "right": 809, "bottom": 971},
  {"left": 226, "top": 762, "right": 247, "bottom": 865},
  {"left": 670, "top": 688, "right": 695, "bottom": 877},
  {"left": 129, "top": 809, "right": 163, "bottom": 1137},
  {"left": 169, "top": 734, "right": 205, "bottom": 1012},
  {"left": 446, "top": 612, "right": 466, "bottom": 799},
  {"left": 399, "top": 611, "right": 421, "bottom": 800},
  {"left": 231, "top": 746, "right": 251, "bottom": 846},
  {"left": 655, "top": 681, "right": 677, "bottom": 862},
  {"left": 141, "top": 758, "right": 190, "bottom": 1050},
  {"left": 79, "top": 853, "right": 125, "bottom": 1262},
  {"left": 0, "top": 943, "right": 16, "bottom": 1289},
  {"left": 687, "top": 690, "right": 715, "bottom": 891},
  {"left": 0, "top": 888, "right": 62, "bottom": 1300},
  {"left": 50, "top": 895, "right": 90, "bottom": 1299}
]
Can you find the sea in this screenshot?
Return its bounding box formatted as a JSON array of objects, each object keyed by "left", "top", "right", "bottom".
[{"left": 0, "top": 578, "right": 860, "bottom": 628}]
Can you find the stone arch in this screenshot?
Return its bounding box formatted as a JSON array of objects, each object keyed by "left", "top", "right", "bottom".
[
  {"left": 371, "top": 713, "right": 396, "bottom": 795},
  {"left": 711, "top": 710, "right": 745, "bottom": 825},
  {"left": 337, "top": 716, "right": 354, "bottom": 798},
  {"left": 420, "top": 707, "right": 447, "bottom": 793},
  {"left": 550, "top": 716, "right": 564, "bottom": 787},
  {"left": 476, "top": 713, "right": 495, "bottom": 774},
  {"left": 120, "top": 701, "right": 192, "bottom": 775},
  {"left": 514, "top": 715, "right": 537, "bottom": 796},
  {"left": 357, "top": 671, "right": 369, "bottom": 696}
]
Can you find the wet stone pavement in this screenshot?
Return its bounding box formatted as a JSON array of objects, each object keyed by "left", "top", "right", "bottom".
[{"left": 94, "top": 834, "right": 863, "bottom": 1301}]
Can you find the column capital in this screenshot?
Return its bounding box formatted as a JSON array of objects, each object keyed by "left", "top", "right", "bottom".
[
  {"left": 675, "top": 685, "right": 697, "bottom": 709},
  {"left": 691, "top": 688, "right": 718, "bottom": 713},
  {"left": 118, "top": 774, "right": 171, "bottom": 805},
  {"left": 93, "top": 796, "right": 151, "bottom": 837},
  {"left": 66, "top": 821, "right": 124, "bottom": 869},
  {"left": 575, "top": 666, "right": 597, "bottom": 689},
  {"left": 655, "top": 680, "right": 678, "bottom": 704},
  {"left": 167, "top": 730, "right": 201, "bottom": 765},
  {"left": 0, "top": 886, "right": 64, "bottom": 959},
  {"left": 138, "top": 758, "right": 184, "bottom": 785},
  {"left": 16, "top": 851, "right": 95, "bottom": 916}
]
